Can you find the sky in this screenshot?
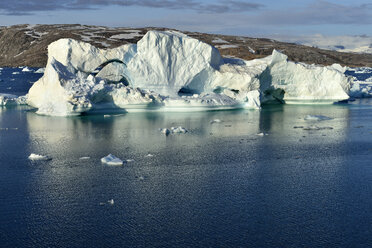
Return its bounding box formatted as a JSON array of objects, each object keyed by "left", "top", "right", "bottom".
[{"left": 0, "top": 0, "right": 371, "bottom": 39}]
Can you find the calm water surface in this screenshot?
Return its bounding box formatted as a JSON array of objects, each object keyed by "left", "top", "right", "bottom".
[{"left": 0, "top": 68, "right": 372, "bottom": 247}]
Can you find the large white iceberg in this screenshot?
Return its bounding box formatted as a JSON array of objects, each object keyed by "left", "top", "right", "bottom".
[{"left": 26, "top": 30, "right": 352, "bottom": 116}]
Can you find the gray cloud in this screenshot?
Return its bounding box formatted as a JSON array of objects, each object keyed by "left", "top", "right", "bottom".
[{"left": 0, "top": 0, "right": 263, "bottom": 15}]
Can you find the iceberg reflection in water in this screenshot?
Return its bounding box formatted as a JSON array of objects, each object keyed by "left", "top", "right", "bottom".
[{"left": 1, "top": 102, "right": 372, "bottom": 247}]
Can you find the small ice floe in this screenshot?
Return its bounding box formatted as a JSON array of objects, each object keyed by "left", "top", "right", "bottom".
[
  {"left": 159, "top": 126, "right": 188, "bottom": 135},
  {"left": 126, "top": 159, "right": 134, "bottom": 162},
  {"left": 22, "top": 67, "right": 32, "bottom": 72},
  {"left": 303, "top": 125, "right": 333, "bottom": 131},
  {"left": 210, "top": 119, "right": 222, "bottom": 124},
  {"left": 101, "top": 154, "right": 123, "bottom": 166},
  {"left": 171, "top": 126, "right": 187, "bottom": 133},
  {"left": 256, "top": 132, "right": 269, "bottom": 136},
  {"left": 103, "top": 115, "right": 111, "bottom": 118},
  {"left": 108, "top": 199, "right": 114, "bottom": 205},
  {"left": 28, "top": 153, "right": 51, "bottom": 161},
  {"left": 35, "top": 68, "right": 45, "bottom": 73},
  {"left": 304, "top": 115, "right": 333, "bottom": 121},
  {"left": 12, "top": 72, "right": 20, "bottom": 75},
  {"left": 145, "top": 154, "right": 154, "bottom": 157},
  {"left": 79, "top": 156, "right": 91, "bottom": 160},
  {"left": 159, "top": 128, "right": 170, "bottom": 135}
]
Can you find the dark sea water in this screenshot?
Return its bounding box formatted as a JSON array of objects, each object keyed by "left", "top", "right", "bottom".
[{"left": 1, "top": 68, "right": 372, "bottom": 247}]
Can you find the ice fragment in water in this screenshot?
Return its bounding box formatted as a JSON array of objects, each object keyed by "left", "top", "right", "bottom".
[
  {"left": 101, "top": 154, "right": 123, "bottom": 166},
  {"left": 171, "top": 126, "right": 187, "bottom": 133},
  {"left": 304, "top": 115, "right": 333, "bottom": 121},
  {"left": 79, "top": 156, "right": 90, "bottom": 160},
  {"left": 28, "top": 153, "right": 51, "bottom": 161},
  {"left": 210, "top": 119, "right": 222, "bottom": 124},
  {"left": 160, "top": 128, "right": 170, "bottom": 135},
  {"left": 256, "top": 132, "right": 268, "bottom": 136}
]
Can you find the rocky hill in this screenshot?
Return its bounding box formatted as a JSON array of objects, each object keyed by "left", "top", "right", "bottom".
[{"left": 0, "top": 24, "right": 371, "bottom": 68}]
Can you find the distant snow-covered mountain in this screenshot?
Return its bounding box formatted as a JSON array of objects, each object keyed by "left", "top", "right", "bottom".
[{"left": 270, "top": 34, "right": 372, "bottom": 54}]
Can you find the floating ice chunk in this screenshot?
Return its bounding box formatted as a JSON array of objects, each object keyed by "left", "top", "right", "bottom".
[
  {"left": 0, "top": 94, "right": 17, "bottom": 106},
  {"left": 108, "top": 199, "right": 114, "bottom": 205},
  {"left": 304, "top": 115, "right": 333, "bottom": 121},
  {"left": 210, "top": 119, "right": 222, "bottom": 124},
  {"left": 145, "top": 154, "right": 154, "bottom": 157},
  {"left": 28, "top": 153, "right": 51, "bottom": 161},
  {"left": 256, "top": 132, "right": 268, "bottom": 136},
  {"left": 22, "top": 67, "right": 32, "bottom": 72},
  {"left": 349, "top": 81, "right": 372, "bottom": 98},
  {"left": 0, "top": 94, "right": 27, "bottom": 106},
  {"left": 12, "top": 72, "right": 20, "bottom": 75},
  {"left": 171, "top": 126, "right": 188, "bottom": 133},
  {"left": 35, "top": 68, "right": 45, "bottom": 73},
  {"left": 101, "top": 154, "right": 123, "bottom": 166},
  {"left": 79, "top": 156, "right": 90, "bottom": 160},
  {"left": 160, "top": 128, "right": 170, "bottom": 135},
  {"left": 126, "top": 159, "right": 134, "bottom": 162}
]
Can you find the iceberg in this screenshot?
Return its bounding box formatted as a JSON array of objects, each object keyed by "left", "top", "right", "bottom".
[{"left": 26, "top": 30, "right": 353, "bottom": 116}]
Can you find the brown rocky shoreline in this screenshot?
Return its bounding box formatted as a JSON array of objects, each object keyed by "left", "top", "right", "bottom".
[{"left": 0, "top": 24, "right": 371, "bottom": 68}]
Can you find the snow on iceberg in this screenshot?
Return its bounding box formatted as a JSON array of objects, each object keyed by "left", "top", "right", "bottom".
[{"left": 26, "top": 30, "right": 352, "bottom": 116}]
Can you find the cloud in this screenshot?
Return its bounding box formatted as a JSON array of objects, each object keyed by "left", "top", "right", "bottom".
[
  {"left": 0, "top": 0, "right": 263, "bottom": 15},
  {"left": 253, "top": 0, "right": 372, "bottom": 25}
]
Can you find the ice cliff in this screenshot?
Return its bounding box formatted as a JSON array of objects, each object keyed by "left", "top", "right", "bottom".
[{"left": 26, "top": 30, "right": 352, "bottom": 116}]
